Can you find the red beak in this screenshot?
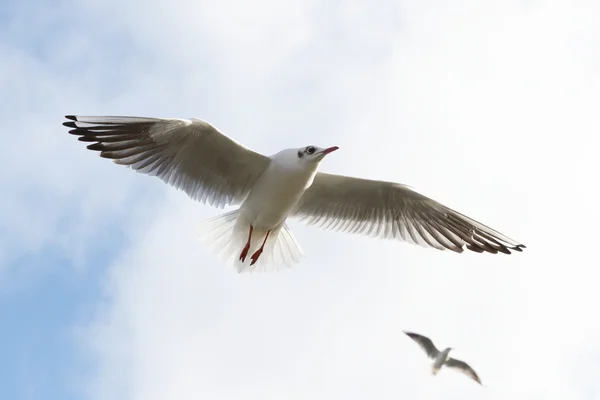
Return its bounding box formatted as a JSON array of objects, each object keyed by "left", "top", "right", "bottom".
[{"left": 321, "top": 146, "right": 339, "bottom": 155}]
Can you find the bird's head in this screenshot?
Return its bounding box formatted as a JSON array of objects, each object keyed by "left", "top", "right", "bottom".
[
  {"left": 443, "top": 347, "right": 454, "bottom": 358},
  {"left": 271, "top": 146, "right": 339, "bottom": 170},
  {"left": 296, "top": 145, "right": 339, "bottom": 163},
  {"left": 271, "top": 145, "right": 339, "bottom": 172}
]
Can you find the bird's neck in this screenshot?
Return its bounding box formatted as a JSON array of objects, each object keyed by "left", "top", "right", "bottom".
[{"left": 271, "top": 159, "right": 319, "bottom": 187}]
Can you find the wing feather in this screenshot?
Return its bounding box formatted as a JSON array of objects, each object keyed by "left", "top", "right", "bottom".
[
  {"left": 446, "top": 358, "right": 482, "bottom": 384},
  {"left": 64, "top": 115, "right": 271, "bottom": 208},
  {"left": 292, "top": 172, "right": 525, "bottom": 254},
  {"left": 404, "top": 331, "right": 440, "bottom": 359}
]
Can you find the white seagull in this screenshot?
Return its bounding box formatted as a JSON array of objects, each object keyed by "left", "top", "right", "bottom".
[
  {"left": 404, "top": 331, "right": 482, "bottom": 385},
  {"left": 64, "top": 115, "right": 525, "bottom": 272}
]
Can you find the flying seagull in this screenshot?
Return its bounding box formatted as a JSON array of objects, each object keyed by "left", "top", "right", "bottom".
[
  {"left": 404, "top": 331, "right": 482, "bottom": 385},
  {"left": 63, "top": 115, "right": 525, "bottom": 272}
]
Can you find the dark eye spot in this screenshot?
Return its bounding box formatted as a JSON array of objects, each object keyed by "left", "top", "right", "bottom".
[
  {"left": 297, "top": 150, "right": 304, "bottom": 158},
  {"left": 306, "top": 146, "right": 315, "bottom": 155}
]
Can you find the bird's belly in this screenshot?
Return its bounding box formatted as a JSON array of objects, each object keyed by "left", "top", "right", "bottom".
[{"left": 241, "top": 172, "right": 309, "bottom": 229}]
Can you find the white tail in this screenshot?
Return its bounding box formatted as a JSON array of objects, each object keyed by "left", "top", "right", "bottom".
[{"left": 198, "top": 210, "right": 304, "bottom": 273}]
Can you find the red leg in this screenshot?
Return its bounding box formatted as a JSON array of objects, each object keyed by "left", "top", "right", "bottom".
[
  {"left": 239, "top": 225, "right": 254, "bottom": 262},
  {"left": 250, "top": 230, "right": 271, "bottom": 266}
]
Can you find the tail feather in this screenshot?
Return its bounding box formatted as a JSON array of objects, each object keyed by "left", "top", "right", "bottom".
[
  {"left": 265, "top": 222, "right": 304, "bottom": 271},
  {"left": 198, "top": 209, "right": 240, "bottom": 257},
  {"left": 198, "top": 210, "right": 304, "bottom": 273}
]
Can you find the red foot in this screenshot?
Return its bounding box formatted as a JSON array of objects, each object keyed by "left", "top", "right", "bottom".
[
  {"left": 249, "top": 230, "right": 271, "bottom": 266},
  {"left": 249, "top": 249, "right": 263, "bottom": 266},
  {"left": 239, "top": 225, "right": 254, "bottom": 263}
]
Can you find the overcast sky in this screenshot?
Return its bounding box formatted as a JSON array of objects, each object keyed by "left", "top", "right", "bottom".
[{"left": 2, "top": 0, "right": 600, "bottom": 399}]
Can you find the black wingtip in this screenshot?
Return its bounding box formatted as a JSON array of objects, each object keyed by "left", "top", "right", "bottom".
[
  {"left": 466, "top": 244, "right": 485, "bottom": 253},
  {"left": 509, "top": 244, "right": 526, "bottom": 253},
  {"left": 65, "top": 115, "right": 77, "bottom": 121},
  {"left": 86, "top": 143, "right": 104, "bottom": 151},
  {"left": 63, "top": 121, "right": 77, "bottom": 128}
]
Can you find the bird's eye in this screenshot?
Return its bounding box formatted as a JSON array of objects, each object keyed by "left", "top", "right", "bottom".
[{"left": 306, "top": 146, "right": 315, "bottom": 155}]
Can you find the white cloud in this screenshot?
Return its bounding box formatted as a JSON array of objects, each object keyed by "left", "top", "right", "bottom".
[{"left": 6, "top": 0, "right": 596, "bottom": 398}]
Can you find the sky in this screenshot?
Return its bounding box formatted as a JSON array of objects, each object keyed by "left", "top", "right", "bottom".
[{"left": 2, "top": 0, "right": 600, "bottom": 399}]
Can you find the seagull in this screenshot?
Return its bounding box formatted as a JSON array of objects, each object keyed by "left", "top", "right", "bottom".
[
  {"left": 404, "top": 331, "right": 482, "bottom": 385},
  {"left": 63, "top": 115, "right": 526, "bottom": 272}
]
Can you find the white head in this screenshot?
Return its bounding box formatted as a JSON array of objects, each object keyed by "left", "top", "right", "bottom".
[
  {"left": 271, "top": 145, "right": 339, "bottom": 169},
  {"left": 442, "top": 347, "right": 454, "bottom": 360}
]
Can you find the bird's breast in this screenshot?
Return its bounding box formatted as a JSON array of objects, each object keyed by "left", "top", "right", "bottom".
[{"left": 240, "top": 165, "right": 314, "bottom": 229}]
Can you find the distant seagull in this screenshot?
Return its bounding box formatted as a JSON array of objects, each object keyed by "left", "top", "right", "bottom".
[
  {"left": 404, "top": 331, "right": 482, "bottom": 385},
  {"left": 63, "top": 115, "right": 525, "bottom": 272}
]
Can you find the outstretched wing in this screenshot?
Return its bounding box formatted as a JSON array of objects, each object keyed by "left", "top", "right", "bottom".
[
  {"left": 293, "top": 172, "right": 525, "bottom": 254},
  {"left": 404, "top": 331, "right": 440, "bottom": 359},
  {"left": 446, "top": 358, "right": 482, "bottom": 385},
  {"left": 64, "top": 115, "right": 271, "bottom": 208}
]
